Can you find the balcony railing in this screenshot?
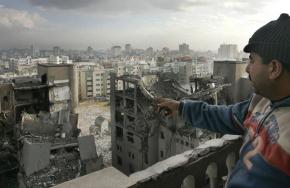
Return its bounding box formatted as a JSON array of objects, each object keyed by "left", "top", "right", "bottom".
[{"left": 53, "top": 135, "right": 242, "bottom": 188}]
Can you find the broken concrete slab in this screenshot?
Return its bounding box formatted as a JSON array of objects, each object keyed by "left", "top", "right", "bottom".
[
  {"left": 83, "top": 156, "right": 104, "bottom": 174},
  {"left": 78, "top": 135, "right": 97, "bottom": 161},
  {"left": 21, "top": 112, "right": 56, "bottom": 135},
  {"left": 22, "top": 139, "right": 51, "bottom": 176}
]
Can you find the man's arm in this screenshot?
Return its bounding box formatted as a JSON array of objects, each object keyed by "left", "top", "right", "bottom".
[
  {"left": 157, "top": 98, "right": 250, "bottom": 135},
  {"left": 181, "top": 100, "right": 249, "bottom": 135}
]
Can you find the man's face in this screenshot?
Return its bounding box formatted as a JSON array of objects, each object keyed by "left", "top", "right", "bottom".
[{"left": 246, "top": 53, "right": 271, "bottom": 97}]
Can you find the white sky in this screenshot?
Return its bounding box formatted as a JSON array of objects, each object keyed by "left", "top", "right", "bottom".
[{"left": 0, "top": 0, "right": 289, "bottom": 51}]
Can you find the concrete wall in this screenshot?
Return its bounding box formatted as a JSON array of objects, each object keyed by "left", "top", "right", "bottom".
[
  {"left": 70, "top": 65, "right": 79, "bottom": 113},
  {"left": 0, "top": 84, "right": 13, "bottom": 113},
  {"left": 38, "top": 64, "right": 72, "bottom": 84},
  {"left": 79, "top": 71, "right": 87, "bottom": 99}
]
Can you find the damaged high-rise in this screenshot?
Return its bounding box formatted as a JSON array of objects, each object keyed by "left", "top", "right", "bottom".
[
  {"left": 0, "top": 64, "right": 103, "bottom": 188},
  {"left": 110, "top": 72, "right": 229, "bottom": 175}
]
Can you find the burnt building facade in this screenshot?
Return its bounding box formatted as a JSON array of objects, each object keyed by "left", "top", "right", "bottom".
[{"left": 110, "top": 73, "right": 228, "bottom": 175}]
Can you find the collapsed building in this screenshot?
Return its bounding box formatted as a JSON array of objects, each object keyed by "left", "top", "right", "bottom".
[
  {"left": 110, "top": 72, "right": 230, "bottom": 175},
  {"left": 0, "top": 64, "right": 103, "bottom": 188}
]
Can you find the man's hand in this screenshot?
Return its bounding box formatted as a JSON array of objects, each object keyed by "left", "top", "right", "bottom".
[{"left": 156, "top": 98, "right": 180, "bottom": 117}]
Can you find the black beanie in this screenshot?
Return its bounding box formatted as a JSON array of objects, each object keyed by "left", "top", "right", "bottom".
[{"left": 244, "top": 13, "right": 290, "bottom": 64}]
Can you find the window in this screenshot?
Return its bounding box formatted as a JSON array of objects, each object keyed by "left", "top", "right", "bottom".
[
  {"left": 117, "top": 145, "right": 122, "bottom": 152},
  {"left": 128, "top": 152, "right": 135, "bottom": 159},
  {"left": 127, "top": 132, "right": 134, "bottom": 143},
  {"left": 129, "top": 164, "right": 135, "bottom": 173},
  {"left": 117, "top": 156, "right": 122, "bottom": 166},
  {"left": 116, "top": 111, "right": 124, "bottom": 122},
  {"left": 145, "top": 153, "right": 148, "bottom": 164},
  {"left": 175, "top": 138, "right": 179, "bottom": 143},
  {"left": 127, "top": 116, "right": 135, "bottom": 122},
  {"left": 160, "top": 131, "right": 165, "bottom": 139},
  {"left": 116, "top": 126, "right": 123, "bottom": 139},
  {"left": 160, "top": 151, "right": 164, "bottom": 158}
]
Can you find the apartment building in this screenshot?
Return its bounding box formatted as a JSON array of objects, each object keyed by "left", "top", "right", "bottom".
[{"left": 79, "top": 65, "right": 111, "bottom": 100}]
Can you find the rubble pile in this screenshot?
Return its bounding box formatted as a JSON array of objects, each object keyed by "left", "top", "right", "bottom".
[
  {"left": 23, "top": 150, "right": 81, "bottom": 188},
  {"left": 78, "top": 101, "right": 112, "bottom": 167}
]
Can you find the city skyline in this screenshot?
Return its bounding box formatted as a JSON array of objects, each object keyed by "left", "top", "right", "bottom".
[{"left": 0, "top": 0, "right": 289, "bottom": 51}]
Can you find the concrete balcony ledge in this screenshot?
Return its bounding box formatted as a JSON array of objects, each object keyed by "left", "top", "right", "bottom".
[
  {"left": 53, "top": 167, "right": 131, "bottom": 188},
  {"left": 53, "top": 135, "right": 242, "bottom": 188},
  {"left": 129, "top": 134, "right": 242, "bottom": 188}
]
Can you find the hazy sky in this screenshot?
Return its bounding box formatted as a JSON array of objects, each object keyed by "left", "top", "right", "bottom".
[{"left": 0, "top": 0, "right": 289, "bottom": 51}]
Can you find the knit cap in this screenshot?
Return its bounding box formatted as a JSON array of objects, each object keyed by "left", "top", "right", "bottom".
[{"left": 244, "top": 13, "right": 290, "bottom": 64}]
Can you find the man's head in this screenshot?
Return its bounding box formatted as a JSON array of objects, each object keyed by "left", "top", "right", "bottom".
[{"left": 244, "top": 13, "right": 290, "bottom": 100}]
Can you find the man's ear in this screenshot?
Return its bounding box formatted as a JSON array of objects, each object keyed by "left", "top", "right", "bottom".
[{"left": 269, "top": 60, "right": 283, "bottom": 80}]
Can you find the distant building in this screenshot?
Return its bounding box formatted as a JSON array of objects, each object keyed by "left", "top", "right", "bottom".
[
  {"left": 6, "top": 57, "right": 38, "bottom": 77},
  {"left": 125, "top": 44, "right": 132, "bottom": 56},
  {"left": 30, "top": 45, "right": 39, "bottom": 58},
  {"left": 79, "top": 65, "right": 111, "bottom": 100},
  {"left": 124, "top": 63, "right": 143, "bottom": 77},
  {"left": 145, "top": 47, "right": 154, "bottom": 57},
  {"left": 217, "top": 44, "right": 238, "bottom": 60},
  {"left": 179, "top": 43, "right": 190, "bottom": 55},
  {"left": 178, "top": 62, "right": 192, "bottom": 84},
  {"left": 48, "top": 55, "right": 72, "bottom": 64},
  {"left": 87, "top": 46, "right": 93, "bottom": 53},
  {"left": 162, "top": 47, "right": 170, "bottom": 56},
  {"left": 87, "top": 46, "right": 94, "bottom": 57},
  {"left": 192, "top": 57, "right": 213, "bottom": 77},
  {"left": 53, "top": 46, "right": 61, "bottom": 56},
  {"left": 111, "top": 46, "right": 122, "bottom": 58}
]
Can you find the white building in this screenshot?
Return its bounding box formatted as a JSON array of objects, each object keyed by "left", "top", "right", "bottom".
[
  {"left": 217, "top": 44, "right": 238, "bottom": 60},
  {"left": 79, "top": 65, "right": 111, "bottom": 100},
  {"left": 192, "top": 57, "right": 213, "bottom": 77},
  {"left": 48, "top": 55, "right": 72, "bottom": 64}
]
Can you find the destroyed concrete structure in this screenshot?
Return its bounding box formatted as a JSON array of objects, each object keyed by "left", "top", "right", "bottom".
[
  {"left": 110, "top": 72, "right": 230, "bottom": 175},
  {"left": 0, "top": 64, "right": 103, "bottom": 188}
]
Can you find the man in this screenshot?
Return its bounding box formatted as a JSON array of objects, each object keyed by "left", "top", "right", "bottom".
[{"left": 157, "top": 13, "right": 290, "bottom": 188}]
